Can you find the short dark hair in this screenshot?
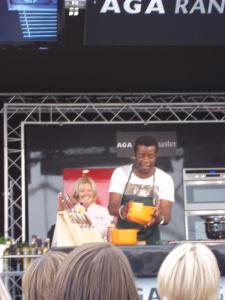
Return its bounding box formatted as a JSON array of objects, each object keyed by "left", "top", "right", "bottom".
[{"left": 134, "top": 136, "right": 159, "bottom": 154}]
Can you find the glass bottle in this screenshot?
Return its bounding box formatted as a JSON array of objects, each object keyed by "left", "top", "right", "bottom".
[
  {"left": 30, "top": 235, "right": 38, "bottom": 256},
  {"left": 15, "top": 241, "right": 23, "bottom": 272},
  {"left": 3, "top": 240, "right": 11, "bottom": 272},
  {"left": 8, "top": 240, "right": 16, "bottom": 271},
  {"left": 22, "top": 242, "right": 30, "bottom": 270},
  {"left": 43, "top": 238, "right": 50, "bottom": 254},
  {"left": 36, "top": 237, "right": 43, "bottom": 255}
]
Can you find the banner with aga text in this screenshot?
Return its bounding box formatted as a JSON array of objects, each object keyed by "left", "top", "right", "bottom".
[{"left": 84, "top": 0, "right": 225, "bottom": 46}]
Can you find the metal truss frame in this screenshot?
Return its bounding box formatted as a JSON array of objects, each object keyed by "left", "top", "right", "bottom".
[{"left": 1, "top": 92, "right": 225, "bottom": 241}]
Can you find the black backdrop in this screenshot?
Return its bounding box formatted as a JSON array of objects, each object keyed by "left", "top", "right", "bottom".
[
  {"left": 0, "top": 10, "right": 225, "bottom": 92},
  {"left": 26, "top": 123, "right": 225, "bottom": 173},
  {"left": 24, "top": 123, "right": 225, "bottom": 241}
]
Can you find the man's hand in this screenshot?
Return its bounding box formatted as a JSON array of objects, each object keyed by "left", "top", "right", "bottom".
[
  {"left": 119, "top": 202, "right": 130, "bottom": 219},
  {"left": 145, "top": 200, "right": 173, "bottom": 226},
  {"left": 152, "top": 207, "right": 164, "bottom": 225},
  {"left": 143, "top": 206, "right": 159, "bottom": 227}
]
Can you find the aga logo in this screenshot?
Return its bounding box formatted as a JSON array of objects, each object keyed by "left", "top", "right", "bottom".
[
  {"left": 100, "top": 0, "right": 225, "bottom": 15},
  {"left": 117, "top": 142, "right": 133, "bottom": 148}
]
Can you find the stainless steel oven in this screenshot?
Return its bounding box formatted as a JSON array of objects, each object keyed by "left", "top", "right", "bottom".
[
  {"left": 183, "top": 168, "right": 225, "bottom": 211},
  {"left": 185, "top": 210, "right": 225, "bottom": 240},
  {"left": 183, "top": 168, "right": 225, "bottom": 239}
]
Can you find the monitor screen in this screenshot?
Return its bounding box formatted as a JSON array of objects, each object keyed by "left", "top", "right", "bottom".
[{"left": 0, "top": 0, "right": 64, "bottom": 49}]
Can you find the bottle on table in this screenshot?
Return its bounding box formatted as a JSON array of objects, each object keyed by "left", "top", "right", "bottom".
[
  {"left": 30, "top": 235, "right": 38, "bottom": 256},
  {"left": 8, "top": 240, "right": 16, "bottom": 271},
  {"left": 36, "top": 237, "right": 43, "bottom": 255},
  {"left": 22, "top": 242, "right": 30, "bottom": 270},
  {"left": 3, "top": 240, "right": 12, "bottom": 272},
  {"left": 15, "top": 241, "right": 23, "bottom": 272},
  {"left": 43, "top": 238, "right": 50, "bottom": 254}
]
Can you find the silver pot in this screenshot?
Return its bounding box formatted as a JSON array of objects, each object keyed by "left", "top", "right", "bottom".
[{"left": 203, "top": 215, "right": 225, "bottom": 239}]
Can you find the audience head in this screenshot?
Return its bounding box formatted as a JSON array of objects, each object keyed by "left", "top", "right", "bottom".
[
  {"left": 72, "top": 176, "right": 97, "bottom": 208},
  {"left": 51, "top": 242, "right": 139, "bottom": 300},
  {"left": 22, "top": 251, "right": 66, "bottom": 300},
  {"left": 157, "top": 242, "right": 221, "bottom": 300},
  {"left": 0, "top": 277, "right": 12, "bottom": 300}
]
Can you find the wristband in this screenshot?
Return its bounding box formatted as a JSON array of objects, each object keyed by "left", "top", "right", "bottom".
[
  {"left": 159, "top": 215, "right": 165, "bottom": 225},
  {"left": 118, "top": 205, "right": 125, "bottom": 220}
]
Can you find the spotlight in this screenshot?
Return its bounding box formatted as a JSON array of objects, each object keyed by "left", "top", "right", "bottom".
[
  {"left": 65, "top": 0, "right": 86, "bottom": 16},
  {"left": 69, "top": 0, "right": 79, "bottom": 16}
]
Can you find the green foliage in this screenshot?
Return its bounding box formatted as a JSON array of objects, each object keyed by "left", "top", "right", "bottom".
[{"left": 0, "top": 237, "right": 12, "bottom": 244}]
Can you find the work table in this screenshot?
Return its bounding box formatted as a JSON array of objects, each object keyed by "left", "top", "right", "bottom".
[{"left": 52, "top": 242, "right": 225, "bottom": 277}]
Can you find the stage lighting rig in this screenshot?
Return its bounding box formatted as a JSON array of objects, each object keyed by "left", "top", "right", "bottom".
[{"left": 64, "top": 0, "right": 86, "bottom": 16}]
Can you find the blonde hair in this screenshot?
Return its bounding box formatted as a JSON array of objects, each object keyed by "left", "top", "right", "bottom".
[
  {"left": 72, "top": 176, "right": 97, "bottom": 201},
  {"left": 0, "top": 277, "right": 12, "bottom": 300},
  {"left": 51, "top": 242, "right": 139, "bottom": 300},
  {"left": 157, "top": 243, "right": 220, "bottom": 300},
  {"left": 22, "top": 251, "right": 66, "bottom": 300}
]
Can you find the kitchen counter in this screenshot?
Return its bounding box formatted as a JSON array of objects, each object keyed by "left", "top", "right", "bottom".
[{"left": 52, "top": 241, "right": 225, "bottom": 277}]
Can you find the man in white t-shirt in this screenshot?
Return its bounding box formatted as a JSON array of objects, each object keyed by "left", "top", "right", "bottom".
[{"left": 108, "top": 136, "right": 175, "bottom": 244}]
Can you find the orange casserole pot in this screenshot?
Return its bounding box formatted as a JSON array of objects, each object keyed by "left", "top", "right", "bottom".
[
  {"left": 127, "top": 202, "right": 156, "bottom": 225},
  {"left": 111, "top": 228, "right": 138, "bottom": 245}
]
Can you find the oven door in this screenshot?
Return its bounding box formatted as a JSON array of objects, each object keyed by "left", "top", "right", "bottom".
[
  {"left": 185, "top": 210, "right": 225, "bottom": 240},
  {"left": 184, "top": 180, "right": 225, "bottom": 210}
]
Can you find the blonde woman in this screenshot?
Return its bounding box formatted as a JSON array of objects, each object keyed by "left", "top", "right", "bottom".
[
  {"left": 157, "top": 243, "right": 221, "bottom": 300},
  {"left": 51, "top": 242, "right": 139, "bottom": 300},
  {"left": 58, "top": 176, "right": 113, "bottom": 239},
  {"left": 22, "top": 251, "right": 66, "bottom": 300}
]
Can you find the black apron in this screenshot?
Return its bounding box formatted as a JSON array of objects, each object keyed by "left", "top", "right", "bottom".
[{"left": 117, "top": 193, "right": 160, "bottom": 245}]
